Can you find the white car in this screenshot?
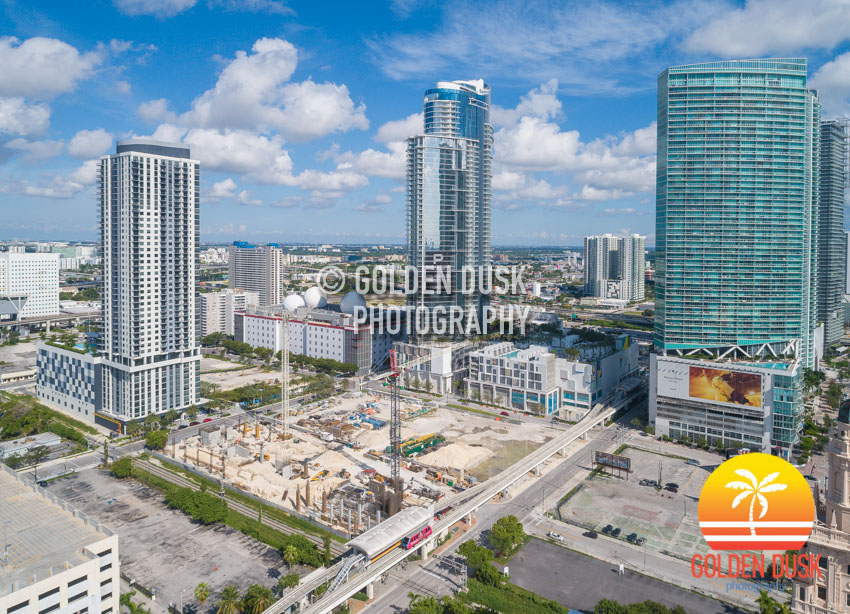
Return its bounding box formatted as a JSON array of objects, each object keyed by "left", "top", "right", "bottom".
[{"left": 547, "top": 531, "right": 564, "bottom": 541}]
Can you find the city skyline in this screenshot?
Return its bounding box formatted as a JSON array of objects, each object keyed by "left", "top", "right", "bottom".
[{"left": 2, "top": 1, "right": 850, "bottom": 245}]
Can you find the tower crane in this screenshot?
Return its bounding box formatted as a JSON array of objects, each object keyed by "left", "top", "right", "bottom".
[{"left": 360, "top": 339, "right": 472, "bottom": 514}]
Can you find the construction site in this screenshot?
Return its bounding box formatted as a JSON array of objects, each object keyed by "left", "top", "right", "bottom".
[{"left": 157, "top": 389, "right": 559, "bottom": 536}]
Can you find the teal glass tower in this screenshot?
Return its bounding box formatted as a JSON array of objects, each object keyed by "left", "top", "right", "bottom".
[{"left": 651, "top": 59, "right": 821, "bottom": 457}]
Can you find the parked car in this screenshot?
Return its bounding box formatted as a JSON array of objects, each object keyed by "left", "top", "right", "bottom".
[
  {"left": 189, "top": 421, "right": 200, "bottom": 426},
  {"left": 627, "top": 533, "right": 638, "bottom": 543},
  {"left": 547, "top": 531, "right": 564, "bottom": 541},
  {"left": 666, "top": 482, "right": 679, "bottom": 489},
  {"left": 805, "top": 474, "right": 817, "bottom": 481},
  {"left": 664, "top": 485, "right": 678, "bottom": 493},
  {"left": 202, "top": 418, "right": 212, "bottom": 423},
  {"left": 501, "top": 411, "right": 510, "bottom": 416},
  {"left": 38, "top": 480, "right": 48, "bottom": 488},
  {"left": 636, "top": 537, "right": 646, "bottom": 545},
  {"left": 639, "top": 478, "right": 651, "bottom": 486},
  {"left": 686, "top": 459, "right": 700, "bottom": 466},
  {"left": 612, "top": 528, "right": 622, "bottom": 538},
  {"left": 583, "top": 531, "right": 598, "bottom": 539},
  {"left": 602, "top": 524, "right": 613, "bottom": 534},
  {"left": 177, "top": 424, "right": 188, "bottom": 430}
]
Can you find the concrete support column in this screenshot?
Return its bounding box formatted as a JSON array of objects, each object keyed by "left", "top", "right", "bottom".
[
  {"left": 465, "top": 513, "right": 472, "bottom": 525},
  {"left": 534, "top": 465, "right": 541, "bottom": 477},
  {"left": 366, "top": 582, "right": 374, "bottom": 599},
  {"left": 420, "top": 542, "right": 429, "bottom": 561}
]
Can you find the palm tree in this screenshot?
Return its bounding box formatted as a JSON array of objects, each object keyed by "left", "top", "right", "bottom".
[
  {"left": 195, "top": 582, "right": 211, "bottom": 607},
  {"left": 725, "top": 470, "right": 788, "bottom": 537},
  {"left": 283, "top": 544, "right": 298, "bottom": 569},
  {"left": 216, "top": 586, "right": 241, "bottom": 614},
  {"left": 120, "top": 590, "right": 137, "bottom": 611},
  {"left": 242, "top": 584, "right": 273, "bottom": 614},
  {"left": 125, "top": 601, "right": 151, "bottom": 614},
  {"left": 757, "top": 590, "right": 778, "bottom": 614}
]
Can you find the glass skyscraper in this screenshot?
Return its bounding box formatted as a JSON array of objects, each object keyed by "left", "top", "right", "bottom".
[
  {"left": 406, "top": 80, "right": 493, "bottom": 337},
  {"left": 818, "top": 120, "right": 848, "bottom": 347},
  {"left": 651, "top": 59, "right": 822, "bottom": 458}
]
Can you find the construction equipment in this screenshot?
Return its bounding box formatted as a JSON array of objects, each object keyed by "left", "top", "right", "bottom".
[{"left": 361, "top": 340, "right": 471, "bottom": 514}]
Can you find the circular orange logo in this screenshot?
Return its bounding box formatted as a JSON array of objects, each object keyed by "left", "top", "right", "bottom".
[{"left": 697, "top": 453, "right": 815, "bottom": 551}]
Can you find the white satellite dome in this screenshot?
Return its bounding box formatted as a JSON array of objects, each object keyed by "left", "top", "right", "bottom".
[
  {"left": 339, "top": 291, "right": 367, "bottom": 315},
  {"left": 283, "top": 294, "right": 306, "bottom": 313},
  {"left": 304, "top": 286, "right": 327, "bottom": 309}
]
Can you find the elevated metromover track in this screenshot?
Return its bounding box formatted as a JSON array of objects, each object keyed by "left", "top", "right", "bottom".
[{"left": 264, "top": 400, "right": 623, "bottom": 614}]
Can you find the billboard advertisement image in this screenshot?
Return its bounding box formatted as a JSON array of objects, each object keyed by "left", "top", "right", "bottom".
[{"left": 688, "top": 366, "right": 761, "bottom": 407}]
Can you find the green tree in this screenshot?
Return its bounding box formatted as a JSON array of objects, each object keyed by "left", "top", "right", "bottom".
[
  {"left": 195, "top": 582, "right": 211, "bottom": 606},
  {"left": 758, "top": 591, "right": 778, "bottom": 614},
  {"left": 283, "top": 544, "right": 298, "bottom": 569},
  {"left": 594, "top": 599, "right": 626, "bottom": 614},
  {"left": 26, "top": 445, "right": 50, "bottom": 467},
  {"left": 120, "top": 590, "right": 137, "bottom": 610},
  {"left": 145, "top": 430, "right": 169, "bottom": 450},
  {"left": 322, "top": 534, "right": 331, "bottom": 566},
  {"left": 110, "top": 456, "right": 133, "bottom": 478},
  {"left": 457, "top": 541, "right": 493, "bottom": 573},
  {"left": 474, "top": 562, "right": 501, "bottom": 586},
  {"left": 440, "top": 595, "right": 472, "bottom": 614},
  {"left": 143, "top": 414, "right": 160, "bottom": 431},
  {"left": 216, "top": 586, "right": 242, "bottom": 614},
  {"left": 241, "top": 584, "right": 273, "bottom": 614},
  {"left": 3, "top": 453, "right": 25, "bottom": 469},
  {"left": 277, "top": 573, "right": 299, "bottom": 595},
  {"left": 125, "top": 420, "right": 143, "bottom": 437},
  {"left": 408, "top": 594, "right": 442, "bottom": 614},
  {"left": 162, "top": 409, "right": 179, "bottom": 426},
  {"left": 489, "top": 515, "right": 525, "bottom": 555},
  {"left": 187, "top": 405, "right": 199, "bottom": 419}
]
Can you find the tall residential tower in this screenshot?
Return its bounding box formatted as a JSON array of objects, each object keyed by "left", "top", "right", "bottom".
[
  {"left": 819, "top": 120, "right": 848, "bottom": 347},
  {"left": 583, "top": 234, "right": 645, "bottom": 303},
  {"left": 406, "top": 79, "right": 493, "bottom": 337},
  {"left": 228, "top": 241, "right": 282, "bottom": 306},
  {"left": 650, "top": 59, "right": 821, "bottom": 458},
  {"left": 98, "top": 139, "right": 201, "bottom": 421}
]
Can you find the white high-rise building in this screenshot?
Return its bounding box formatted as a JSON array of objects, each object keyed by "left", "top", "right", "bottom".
[
  {"left": 228, "top": 242, "right": 282, "bottom": 306},
  {"left": 199, "top": 289, "right": 259, "bottom": 336},
  {"left": 0, "top": 252, "right": 60, "bottom": 319},
  {"left": 583, "top": 234, "right": 645, "bottom": 302},
  {"left": 99, "top": 139, "right": 201, "bottom": 421}
]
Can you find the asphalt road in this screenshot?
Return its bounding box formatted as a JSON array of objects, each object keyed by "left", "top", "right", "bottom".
[{"left": 510, "top": 538, "right": 747, "bottom": 614}]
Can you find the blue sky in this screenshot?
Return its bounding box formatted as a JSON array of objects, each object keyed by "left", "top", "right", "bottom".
[{"left": 1, "top": 0, "right": 850, "bottom": 246}]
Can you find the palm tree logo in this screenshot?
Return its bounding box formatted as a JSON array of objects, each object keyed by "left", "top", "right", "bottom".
[{"left": 725, "top": 469, "right": 788, "bottom": 536}]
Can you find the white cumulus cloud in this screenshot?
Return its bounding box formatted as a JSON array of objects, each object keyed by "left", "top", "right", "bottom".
[
  {"left": 68, "top": 128, "right": 113, "bottom": 159},
  {"left": 113, "top": 0, "right": 198, "bottom": 17},
  {"left": 683, "top": 0, "right": 850, "bottom": 57}
]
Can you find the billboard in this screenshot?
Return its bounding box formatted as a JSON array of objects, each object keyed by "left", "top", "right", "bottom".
[
  {"left": 688, "top": 366, "right": 761, "bottom": 408},
  {"left": 595, "top": 451, "right": 631, "bottom": 472}
]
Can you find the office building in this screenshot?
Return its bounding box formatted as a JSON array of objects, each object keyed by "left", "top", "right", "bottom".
[
  {"left": 583, "top": 234, "right": 645, "bottom": 302},
  {"left": 0, "top": 464, "right": 120, "bottom": 614},
  {"left": 228, "top": 242, "right": 282, "bottom": 306},
  {"left": 36, "top": 341, "right": 103, "bottom": 423},
  {"left": 791, "top": 401, "right": 850, "bottom": 613},
  {"left": 846, "top": 231, "right": 850, "bottom": 295},
  {"left": 465, "top": 335, "right": 639, "bottom": 419},
  {"left": 99, "top": 139, "right": 201, "bottom": 424},
  {"left": 651, "top": 59, "right": 822, "bottom": 458},
  {"left": 818, "top": 120, "right": 848, "bottom": 347},
  {"left": 199, "top": 289, "right": 259, "bottom": 337},
  {"left": 406, "top": 79, "right": 493, "bottom": 338},
  {"left": 0, "top": 253, "right": 60, "bottom": 319}
]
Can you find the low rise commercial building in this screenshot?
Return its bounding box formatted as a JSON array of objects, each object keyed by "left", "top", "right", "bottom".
[
  {"left": 0, "top": 465, "right": 120, "bottom": 614},
  {"left": 465, "top": 335, "right": 640, "bottom": 419},
  {"left": 235, "top": 292, "right": 405, "bottom": 374},
  {"left": 36, "top": 341, "right": 103, "bottom": 424},
  {"left": 650, "top": 354, "right": 800, "bottom": 454}
]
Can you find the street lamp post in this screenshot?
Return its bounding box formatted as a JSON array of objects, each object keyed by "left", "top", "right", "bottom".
[{"left": 180, "top": 588, "right": 185, "bottom": 614}]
